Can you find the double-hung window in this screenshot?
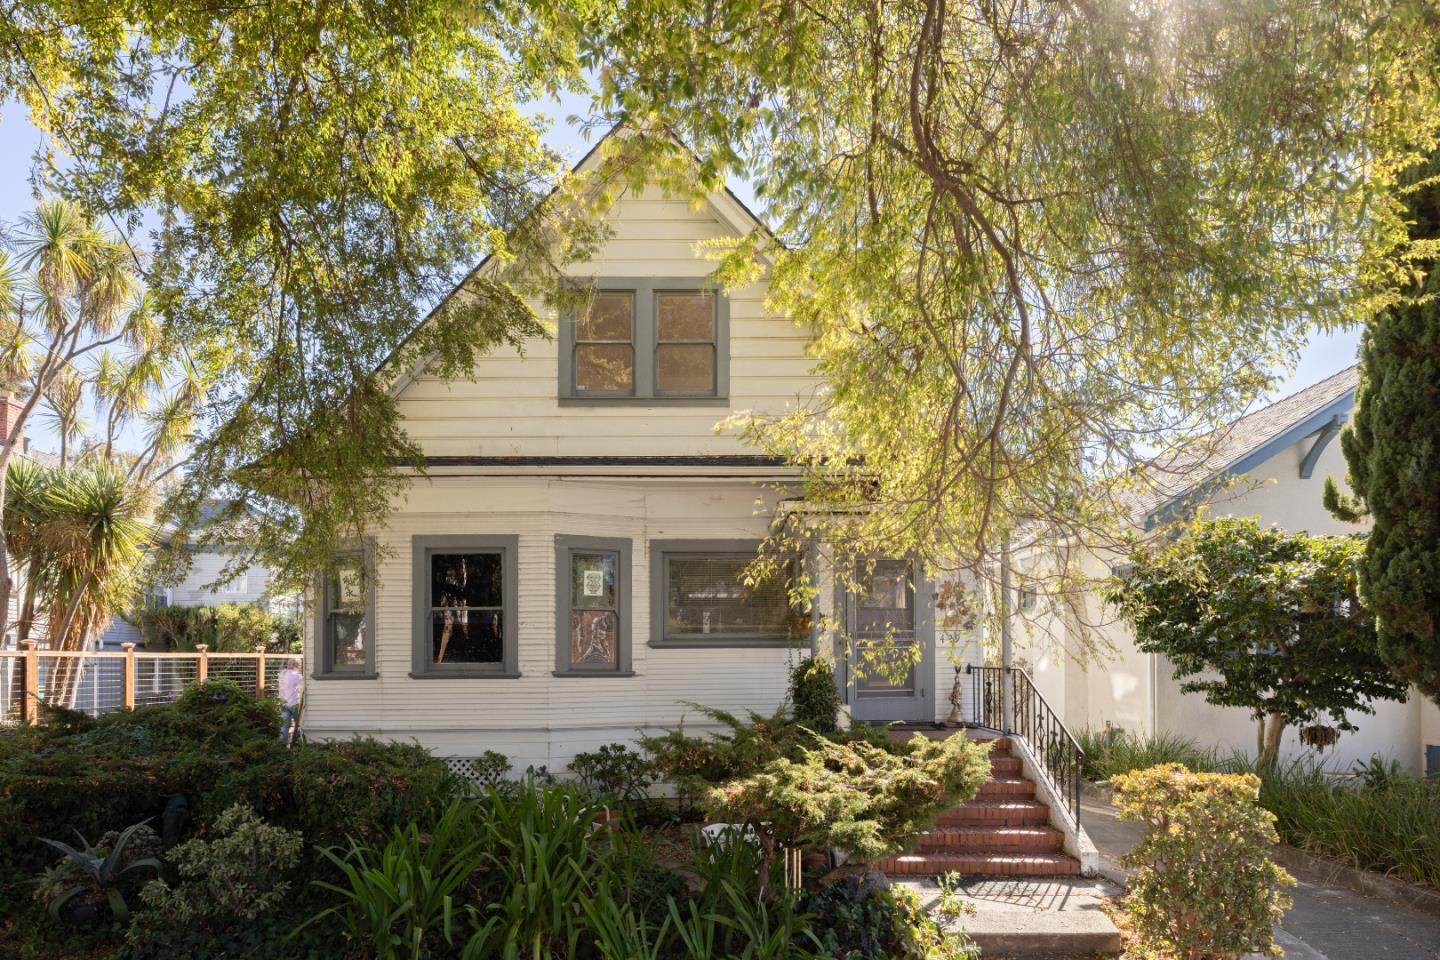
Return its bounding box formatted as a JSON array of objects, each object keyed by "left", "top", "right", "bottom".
[
  {"left": 560, "top": 279, "right": 729, "bottom": 403},
  {"left": 554, "top": 535, "right": 633, "bottom": 676},
  {"left": 650, "top": 540, "right": 809, "bottom": 647},
  {"left": 411, "top": 535, "right": 519, "bottom": 677},
  {"left": 315, "top": 551, "right": 375, "bottom": 677}
]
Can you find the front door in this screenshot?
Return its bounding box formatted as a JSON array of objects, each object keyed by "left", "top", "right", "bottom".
[{"left": 842, "top": 558, "right": 934, "bottom": 723}]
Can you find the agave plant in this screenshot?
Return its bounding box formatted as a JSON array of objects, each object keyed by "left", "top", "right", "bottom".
[{"left": 36, "top": 820, "right": 161, "bottom": 923}]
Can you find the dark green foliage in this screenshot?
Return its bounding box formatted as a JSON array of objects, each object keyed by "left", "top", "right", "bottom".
[
  {"left": 799, "top": 878, "right": 973, "bottom": 960},
  {"left": 788, "top": 658, "right": 840, "bottom": 735},
  {"left": 569, "top": 743, "right": 657, "bottom": 805},
  {"left": 1075, "top": 728, "right": 1222, "bottom": 781},
  {"left": 1325, "top": 149, "right": 1440, "bottom": 706},
  {"left": 1105, "top": 517, "right": 1410, "bottom": 765},
  {"left": 470, "top": 750, "right": 513, "bottom": 789},
  {"left": 34, "top": 821, "right": 162, "bottom": 924},
  {"left": 135, "top": 603, "right": 301, "bottom": 653}
]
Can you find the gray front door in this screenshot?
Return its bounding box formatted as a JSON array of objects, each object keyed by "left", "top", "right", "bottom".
[{"left": 843, "top": 558, "right": 934, "bottom": 723}]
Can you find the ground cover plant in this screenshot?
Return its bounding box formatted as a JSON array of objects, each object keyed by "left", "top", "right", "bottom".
[{"left": 1076, "top": 728, "right": 1222, "bottom": 782}]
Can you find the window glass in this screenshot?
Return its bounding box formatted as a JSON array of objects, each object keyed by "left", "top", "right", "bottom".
[
  {"left": 656, "top": 292, "right": 716, "bottom": 394},
  {"left": 326, "top": 560, "right": 367, "bottom": 668},
  {"left": 569, "top": 551, "right": 619, "bottom": 668},
  {"left": 664, "top": 555, "right": 799, "bottom": 641},
  {"left": 575, "top": 293, "right": 634, "bottom": 393},
  {"left": 657, "top": 291, "right": 714, "bottom": 340},
  {"left": 656, "top": 344, "right": 715, "bottom": 392},
  {"left": 430, "top": 552, "right": 504, "bottom": 664}
]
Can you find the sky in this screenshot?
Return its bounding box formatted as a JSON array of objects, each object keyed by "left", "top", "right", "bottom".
[{"left": 0, "top": 95, "right": 1363, "bottom": 458}]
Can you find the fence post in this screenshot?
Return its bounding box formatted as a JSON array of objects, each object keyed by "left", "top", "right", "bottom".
[
  {"left": 121, "top": 642, "right": 136, "bottom": 711},
  {"left": 196, "top": 643, "right": 209, "bottom": 683},
  {"left": 254, "top": 646, "right": 266, "bottom": 696},
  {"left": 20, "top": 639, "right": 38, "bottom": 725}
]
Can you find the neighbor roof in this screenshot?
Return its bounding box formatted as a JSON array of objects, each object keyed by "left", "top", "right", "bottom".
[{"left": 1134, "top": 364, "right": 1359, "bottom": 528}]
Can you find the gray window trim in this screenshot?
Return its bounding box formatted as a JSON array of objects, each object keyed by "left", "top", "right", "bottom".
[
  {"left": 313, "top": 542, "right": 377, "bottom": 679},
  {"left": 411, "top": 534, "right": 520, "bottom": 678},
  {"left": 558, "top": 277, "right": 730, "bottom": 405},
  {"left": 554, "top": 535, "right": 634, "bottom": 676},
  {"left": 649, "top": 538, "right": 809, "bottom": 648}
]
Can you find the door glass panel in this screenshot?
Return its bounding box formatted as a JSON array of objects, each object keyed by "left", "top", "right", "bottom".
[{"left": 851, "top": 559, "right": 916, "bottom": 696}]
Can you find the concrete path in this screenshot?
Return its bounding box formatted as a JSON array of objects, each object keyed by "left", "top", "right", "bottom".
[
  {"left": 899, "top": 875, "right": 1124, "bottom": 957},
  {"left": 1081, "top": 798, "right": 1440, "bottom": 960}
]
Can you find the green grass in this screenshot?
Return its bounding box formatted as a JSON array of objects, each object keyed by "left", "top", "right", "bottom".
[{"left": 1077, "top": 728, "right": 1440, "bottom": 889}]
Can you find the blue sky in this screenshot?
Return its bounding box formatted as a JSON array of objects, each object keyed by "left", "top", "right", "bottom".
[{"left": 1, "top": 96, "right": 1362, "bottom": 457}]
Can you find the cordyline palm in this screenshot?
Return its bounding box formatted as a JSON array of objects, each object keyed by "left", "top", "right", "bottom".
[
  {"left": 0, "top": 200, "right": 195, "bottom": 645},
  {"left": 4, "top": 459, "right": 151, "bottom": 706}
]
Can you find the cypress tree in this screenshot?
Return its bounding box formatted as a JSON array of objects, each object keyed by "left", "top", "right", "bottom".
[{"left": 1324, "top": 150, "right": 1440, "bottom": 706}]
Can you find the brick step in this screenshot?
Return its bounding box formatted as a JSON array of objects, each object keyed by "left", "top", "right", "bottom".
[
  {"left": 878, "top": 852, "right": 1081, "bottom": 877},
  {"left": 918, "top": 826, "right": 1062, "bottom": 854},
  {"left": 976, "top": 777, "right": 1036, "bottom": 801},
  {"left": 972, "top": 738, "right": 1010, "bottom": 755},
  {"left": 989, "top": 756, "right": 1022, "bottom": 775},
  {"left": 938, "top": 801, "right": 1051, "bottom": 827}
]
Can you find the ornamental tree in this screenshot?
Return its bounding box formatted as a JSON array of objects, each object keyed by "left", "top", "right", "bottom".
[
  {"left": 1104, "top": 517, "right": 1409, "bottom": 768},
  {"left": 578, "top": 0, "right": 1440, "bottom": 594},
  {"left": 1324, "top": 148, "right": 1440, "bottom": 707}
]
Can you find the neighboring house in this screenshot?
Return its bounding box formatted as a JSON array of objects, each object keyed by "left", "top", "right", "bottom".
[
  {"left": 99, "top": 506, "right": 285, "bottom": 649},
  {"left": 0, "top": 394, "right": 58, "bottom": 649},
  {"left": 1021, "top": 366, "right": 1440, "bottom": 775},
  {"left": 301, "top": 131, "right": 984, "bottom": 772}
]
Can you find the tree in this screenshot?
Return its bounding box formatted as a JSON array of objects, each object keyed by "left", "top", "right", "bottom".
[
  {"left": 1324, "top": 149, "right": 1440, "bottom": 707},
  {"left": 1, "top": 1, "right": 607, "bottom": 588},
  {"left": 1104, "top": 517, "right": 1409, "bottom": 767},
  {"left": 580, "top": 0, "right": 1440, "bottom": 589},
  {"left": 0, "top": 200, "right": 196, "bottom": 643}
]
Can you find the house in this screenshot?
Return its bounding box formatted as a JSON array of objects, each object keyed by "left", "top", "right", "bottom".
[
  {"left": 300, "top": 132, "right": 985, "bottom": 773},
  {"left": 1020, "top": 366, "right": 1440, "bottom": 776},
  {"left": 98, "top": 503, "right": 289, "bottom": 650}
]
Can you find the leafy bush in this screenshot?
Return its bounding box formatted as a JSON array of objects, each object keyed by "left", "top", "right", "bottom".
[
  {"left": 471, "top": 749, "right": 512, "bottom": 788},
  {"left": 127, "top": 804, "right": 304, "bottom": 957},
  {"left": 1075, "top": 728, "right": 1221, "bottom": 781},
  {"left": 1115, "top": 764, "right": 1294, "bottom": 960},
  {"left": 799, "top": 875, "right": 975, "bottom": 960},
  {"left": 570, "top": 743, "right": 656, "bottom": 805},
  {"left": 135, "top": 602, "right": 299, "bottom": 653},
  {"left": 707, "top": 733, "right": 991, "bottom": 892},
  {"left": 788, "top": 658, "right": 840, "bottom": 735}
]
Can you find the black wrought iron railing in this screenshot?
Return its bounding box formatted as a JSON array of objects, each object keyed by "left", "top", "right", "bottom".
[{"left": 966, "top": 665, "right": 1085, "bottom": 827}]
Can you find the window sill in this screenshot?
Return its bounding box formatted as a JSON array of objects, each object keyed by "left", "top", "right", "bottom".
[
  {"left": 559, "top": 396, "right": 730, "bottom": 408},
  {"left": 309, "top": 671, "right": 378, "bottom": 681},
  {"left": 551, "top": 670, "right": 637, "bottom": 678},
  {"left": 648, "top": 639, "right": 796, "bottom": 649},
  {"left": 407, "top": 670, "right": 521, "bottom": 680}
]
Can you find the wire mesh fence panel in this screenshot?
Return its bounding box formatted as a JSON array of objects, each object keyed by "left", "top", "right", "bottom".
[
  {"left": 0, "top": 655, "right": 22, "bottom": 724},
  {"left": 260, "top": 657, "right": 290, "bottom": 699},
  {"left": 133, "top": 657, "right": 199, "bottom": 708},
  {"left": 208, "top": 656, "right": 261, "bottom": 695},
  {"left": 59, "top": 656, "right": 127, "bottom": 717}
]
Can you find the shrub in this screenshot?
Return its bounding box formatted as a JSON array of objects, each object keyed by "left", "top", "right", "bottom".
[
  {"left": 570, "top": 743, "right": 656, "bottom": 805},
  {"left": 1114, "top": 764, "right": 1294, "bottom": 960},
  {"left": 707, "top": 733, "right": 991, "bottom": 894},
  {"left": 471, "top": 750, "right": 512, "bottom": 789},
  {"left": 1075, "top": 728, "right": 1221, "bottom": 782},
  {"left": 799, "top": 876, "right": 975, "bottom": 960},
  {"left": 789, "top": 658, "right": 840, "bottom": 734},
  {"left": 135, "top": 602, "right": 298, "bottom": 653},
  {"left": 127, "top": 804, "right": 304, "bottom": 957}
]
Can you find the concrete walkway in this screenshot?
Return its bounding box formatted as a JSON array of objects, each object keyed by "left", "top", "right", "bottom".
[{"left": 1081, "top": 798, "right": 1440, "bottom": 960}]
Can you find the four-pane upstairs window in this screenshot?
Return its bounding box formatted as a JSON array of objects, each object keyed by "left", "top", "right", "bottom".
[{"left": 561, "top": 280, "right": 729, "bottom": 403}]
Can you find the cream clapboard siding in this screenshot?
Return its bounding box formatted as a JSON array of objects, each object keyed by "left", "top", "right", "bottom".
[
  {"left": 396, "top": 186, "right": 818, "bottom": 458},
  {"left": 306, "top": 180, "right": 983, "bottom": 768}
]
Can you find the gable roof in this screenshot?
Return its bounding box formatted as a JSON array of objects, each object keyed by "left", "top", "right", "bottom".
[
  {"left": 1136, "top": 364, "right": 1359, "bottom": 528},
  {"left": 384, "top": 124, "right": 775, "bottom": 398}
]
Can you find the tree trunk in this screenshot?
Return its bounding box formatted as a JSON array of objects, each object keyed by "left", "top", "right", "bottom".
[{"left": 1258, "top": 714, "right": 1286, "bottom": 769}]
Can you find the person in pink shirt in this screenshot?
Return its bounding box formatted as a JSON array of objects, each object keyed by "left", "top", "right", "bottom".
[{"left": 278, "top": 657, "right": 303, "bottom": 744}]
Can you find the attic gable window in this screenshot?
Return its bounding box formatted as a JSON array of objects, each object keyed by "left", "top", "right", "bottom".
[{"left": 559, "top": 278, "right": 730, "bottom": 406}]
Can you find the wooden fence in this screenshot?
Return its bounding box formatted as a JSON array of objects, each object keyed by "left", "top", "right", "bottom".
[{"left": 0, "top": 640, "right": 295, "bottom": 725}]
